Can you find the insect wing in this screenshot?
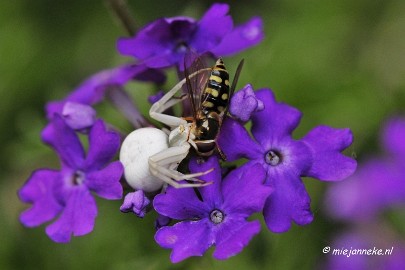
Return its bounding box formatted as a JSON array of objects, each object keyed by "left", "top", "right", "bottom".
[
  {"left": 184, "top": 52, "right": 211, "bottom": 119},
  {"left": 223, "top": 59, "right": 244, "bottom": 117}
]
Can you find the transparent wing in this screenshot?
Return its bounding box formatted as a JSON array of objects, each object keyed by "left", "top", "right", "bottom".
[
  {"left": 184, "top": 51, "right": 211, "bottom": 119},
  {"left": 222, "top": 59, "right": 244, "bottom": 117}
]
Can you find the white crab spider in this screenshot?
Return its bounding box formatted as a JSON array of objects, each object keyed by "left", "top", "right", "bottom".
[{"left": 119, "top": 68, "right": 214, "bottom": 192}]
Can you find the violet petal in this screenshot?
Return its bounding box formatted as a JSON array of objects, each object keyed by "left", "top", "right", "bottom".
[
  {"left": 18, "top": 169, "right": 63, "bottom": 227},
  {"left": 120, "top": 190, "right": 150, "bottom": 218},
  {"left": 85, "top": 161, "right": 123, "bottom": 200},
  {"left": 263, "top": 170, "right": 313, "bottom": 233},
  {"left": 221, "top": 163, "right": 272, "bottom": 217},
  {"left": 212, "top": 16, "right": 264, "bottom": 56},
  {"left": 61, "top": 102, "right": 96, "bottom": 130},
  {"left": 84, "top": 120, "right": 121, "bottom": 171},
  {"left": 189, "top": 156, "right": 222, "bottom": 207},
  {"left": 155, "top": 220, "right": 213, "bottom": 263},
  {"left": 218, "top": 118, "right": 263, "bottom": 161},
  {"left": 383, "top": 117, "right": 405, "bottom": 159},
  {"left": 229, "top": 84, "right": 264, "bottom": 122},
  {"left": 301, "top": 125, "right": 357, "bottom": 181},
  {"left": 213, "top": 220, "right": 261, "bottom": 260},
  {"left": 154, "top": 186, "right": 209, "bottom": 220},
  {"left": 41, "top": 114, "right": 85, "bottom": 169},
  {"left": 252, "top": 89, "right": 302, "bottom": 145},
  {"left": 45, "top": 186, "right": 97, "bottom": 243},
  {"left": 191, "top": 3, "right": 233, "bottom": 53}
]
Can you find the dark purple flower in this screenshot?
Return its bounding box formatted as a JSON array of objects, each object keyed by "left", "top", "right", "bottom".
[
  {"left": 18, "top": 115, "right": 123, "bottom": 243},
  {"left": 120, "top": 190, "right": 150, "bottom": 218},
  {"left": 117, "top": 3, "right": 263, "bottom": 69},
  {"left": 218, "top": 88, "right": 357, "bottom": 233},
  {"left": 153, "top": 156, "right": 272, "bottom": 262},
  {"left": 229, "top": 84, "right": 264, "bottom": 122},
  {"left": 46, "top": 64, "right": 165, "bottom": 121},
  {"left": 325, "top": 117, "right": 405, "bottom": 221}
]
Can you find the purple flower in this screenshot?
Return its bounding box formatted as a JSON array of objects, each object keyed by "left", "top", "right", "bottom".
[
  {"left": 229, "top": 84, "right": 264, "bottom": 122},
  {"left": 153, "top": 156, "right": 272, "bottom": 262},
  {"left": 46, "top": 64, "right": 165, "bottom": 122},
  {"left": 325, "top": 117, "right": 405, "bottom": 221},
  {"left": 18, "top": 115, "right": 123, "bottom": 243},
  {"left": 117, "top": 3, "right": 263, "bottom": 69},
  {"left": 383, "top": 117, "right": 405, "bottom": 161},
  {"left": 120, "top": 190, "right": 150, "bottom": 218},
  {"left": 218, "top": 88, "right": 357, "bottom": 233}
]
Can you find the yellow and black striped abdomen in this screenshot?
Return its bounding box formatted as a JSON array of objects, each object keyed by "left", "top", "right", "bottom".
[{"left": 201, "top": 59, "right": 230, "bottom": 115}]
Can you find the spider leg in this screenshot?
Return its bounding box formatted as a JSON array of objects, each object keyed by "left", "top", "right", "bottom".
[
  {"left": 150, "top": 68, "right": 211, "bottom": 128},
  {"left": 149, "top": 145, "right": 214, "bottom": 187}
]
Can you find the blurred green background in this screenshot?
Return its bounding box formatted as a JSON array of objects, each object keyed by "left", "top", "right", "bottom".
[{"left": 1, "top": 0, "right": 404, "bottom": 269}]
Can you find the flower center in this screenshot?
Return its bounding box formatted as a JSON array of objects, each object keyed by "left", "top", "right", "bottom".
[
  {"left": 210, "top": 209, "right": 224, "bottom": 224},
  {"left": 175, "top": 41, "right": 189, "bottom": 53},
  {"left": 265, "top": 150, "right": 282, "bottom": 166},
  {"left": 72, "top": 170, "right": 85, "bottom": 185}
]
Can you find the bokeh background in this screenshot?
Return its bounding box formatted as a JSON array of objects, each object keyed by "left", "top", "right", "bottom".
[{"left": 1, "top": 0, "right": 404, "bottom": 269}]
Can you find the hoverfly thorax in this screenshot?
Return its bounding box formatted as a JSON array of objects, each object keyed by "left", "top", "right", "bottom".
[{"left": 184, "top": 54, "right": 244, "bottom": 158}]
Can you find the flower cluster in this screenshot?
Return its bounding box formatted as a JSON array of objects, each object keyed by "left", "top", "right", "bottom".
[
  {"left": 18, "top": 2, "right": 356, "bottom": 263},
  {"left": 323, "top": 117, "right": 405, "bottom": 269}
]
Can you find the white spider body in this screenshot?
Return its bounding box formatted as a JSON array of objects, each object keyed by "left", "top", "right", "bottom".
[{"left": 120, "top": 128, "right": 169, "bottom": 192}]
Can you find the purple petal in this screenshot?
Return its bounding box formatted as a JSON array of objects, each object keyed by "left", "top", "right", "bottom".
[
  {"left": 148, "top": 90, "right": 164, "bottom": 104},
  {"left": 218, "top": 118, "right": 263, "bottom": 161},
  {"left": 301, "top": 126, "right": 357, "bottom": 181},
  {"left": 383, "top": 117, "right": 405, "bottom": 159},
  {"left": 41, "top": 114, "right": 85, "bottom": 169},
  {"left": 67, "top": 64, "right": 152, "bottom": 105},
  {"left": 263, "top": 170, "right": 313, "bottom": 233},
  {"left": 61, "top": 102, "right": 96, "bottom": 130},
  {"left": 45, "top": 101, "right": 65, "bottom": 120},
  {"left": 155, "top": 214, "right": 171, "bottom": 230},
  {"left": 118, "top": 18, "right": 196, "bottom": 68},
  {"left": 18, "top": 169, "right": 63, "bottom": 227},
  {"left": 212, "top": 16, "right": 264, "bottom": 56},
  {"left": 229, "top": 84, "right": 264, "bottom": 122},
  {"left": 84, "top": 120, "right": 121, "bottom": 171},
  {"left": 222, "top": 163, "right": 272, "bottom": 217},
  {"left": 213, "top": 220, "right": 261, "bottom": 260},
  {"left": 120, "top": 190, "right": 150, "bottom": 218},
  {"left": 153, "top": 185, "right": 209, "bottom": 220},
  {"left": 252, "top": 89, "right": 302, "bottom": 145},
  {"left": 85, "top": 161, "right": 123, "bottom": 200},
  {"left": 191, "top": 3, "right": 233, "bottom": 53},
  {"left": 189, "top": 156, "right": 222, "bottom": 206},
  {"left": 155, "top": 220, "right": 213, "bottom": 263},
  {"left": 325, "top": 158, "right": 405, "bottom": 221},
  {"left": 45, "top": 186, "right": 97, "bottom": 243}
]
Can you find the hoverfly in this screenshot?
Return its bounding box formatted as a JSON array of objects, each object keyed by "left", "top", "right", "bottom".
[{"left": 184, "top": 54, "right": 244, "bottom": 159}]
